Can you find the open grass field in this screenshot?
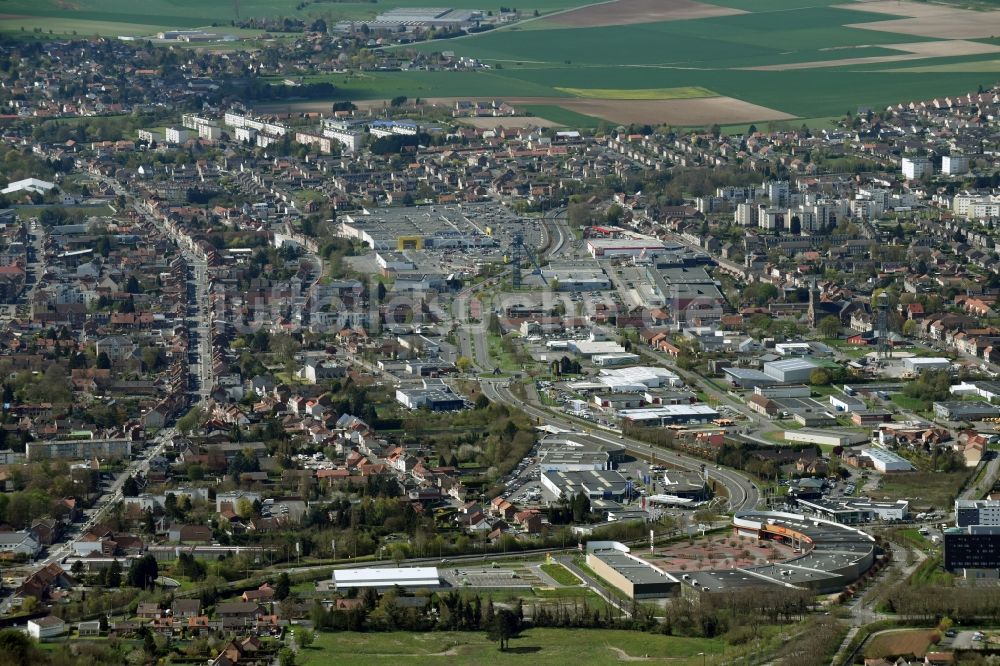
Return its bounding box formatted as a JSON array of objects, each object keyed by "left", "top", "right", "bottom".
[
  {"left": 539, "top": 562, "right": 582, "bottom": 585},
  {"left": 876, "top": 469, "right": 973, "bottom": 511},
  {"left": 863, "top": 629, "right": 939, "bottom": 660},
  {"left": 300, "top": 629, "right": 730, "bottom": 665},
  {"left": 889, "top": 393, "right": 931, "bottom": 412}
]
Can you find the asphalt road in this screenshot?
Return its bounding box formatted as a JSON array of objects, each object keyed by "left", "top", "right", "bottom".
[{"left": 480, "top": 379, "right": 760, "bottom": 511}]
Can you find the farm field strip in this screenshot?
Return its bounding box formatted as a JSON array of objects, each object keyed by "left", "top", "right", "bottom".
[{"left": 554, "top": 86, "right": 717, "bottom": 99}]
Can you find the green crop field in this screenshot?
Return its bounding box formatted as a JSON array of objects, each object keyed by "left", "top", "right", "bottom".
[
  {"left": 7, "top": 0, "right": 1000, "bottom": 126},
  {"left": 301, "top": 628, "right": 729, "bottom": 665},
  {"left": 519, "top": 104, "right": 603, "bottom": 127},
  {"left": 0, "top": 0, "right": 585, "bottom": 36},
  {"left": 555, "top": 87, "right": 717, "bottom": 100}
]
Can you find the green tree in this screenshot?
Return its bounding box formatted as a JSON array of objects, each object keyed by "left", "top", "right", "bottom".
[
  {"left": 809, "top": 368, "right": 831, "bottom": 386},
  {"left": 818, "top": 315, "right": 841, "bottom": 339},
  {"left": 487, "top": 609, "right": 521, "bottom": 650},
  {"left": 0, "top": 629, "right": 44, "bottom": 666},
  {"left": 128, "top": 554, "right": 159, "bottom": 590},
  {"left": 275, "top": 572, "right": 291, "bottom": 601},
  {"left": 176, "top": 406, "right": 205, "bottom": 435},
  {"left": 235, "top": 497, "right": 254, "bottom": 519},
  {"left": 296, "top": 627, "right": 315, "bottom": 649},
  {"left": 107, "top": 559, "right": 123, "bottom": 587}
]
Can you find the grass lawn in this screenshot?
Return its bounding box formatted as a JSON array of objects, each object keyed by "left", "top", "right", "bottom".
[
  {"left": 890, "top": 394, "right": 930, "bottom": 412},
  {"left": 539, "top": 563, "right": 582, "bottom": 586},
  {"left": 876, "top": 469, "right": 973, "bottom": 511},
  {"left": 301, "top": 628, "right": 729, "bottom": 665},
  {"left": 759, "top": 430, "right": 793, "bottom": 444},
  {"left": 893, "top": 528, "right": 931, "bottom": 549},
  {"left": 864, "top": 629, "right": 939, "bottom": 660}
]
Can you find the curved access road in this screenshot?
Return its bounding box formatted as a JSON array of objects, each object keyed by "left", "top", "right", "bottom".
[{"left": 480, "top": 380, "right": 760, "bottom": 512}]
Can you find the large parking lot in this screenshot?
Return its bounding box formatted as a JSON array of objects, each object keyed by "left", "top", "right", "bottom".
[{"left": 440, "top": 567, "right": 534, "bottom": 589}]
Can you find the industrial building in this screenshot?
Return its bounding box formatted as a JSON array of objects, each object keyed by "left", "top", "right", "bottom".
[
  {"left": 541, "top": 469, "right": 629, "bottom": 501},
  {"left": 679, "top": 511, "right": 876, "bottom": 596},
  {"left": 829, "top": 394, "right": 867, "bottom": 412},
  {"left": 781, "top": 429, "right": 868, "bottom": 448},
  {"left": 618, "top": 404, "right": 719, "bottom": 426},
  {"left": 332, "top": 567, "right": 442, "bottom": 591},
  {"left": 762, "top": 358, "right": 820, "bottom": 384},
  {"left": 598, "top": 366, "right": 683, "bottom": 390},
  {"left": 339, "top": 205, "right": 499, "bottom": 251},
  {"left": 586, "top": 541, "right": 680, "bottom": 599},
  {"left": 944, "top": 525, "right": 1000, "bottom": 574},
  {"left": 903, "top": 357, "right": 951, "bottom": 373},
  {"left": 933, "top": 401, "right": 1000, "bottom": 422},
  {"left": 955, "top": 499, "right": 1000, "bottom": 527},
  {"left": 365, "top": 7, "right": 484, "bottom": 30},
  {"left": 794, "top": 498, "right": 909, "bottom": 524},
  {"left": 950, "top": 380, "right": 1000, "bottom": 403},
  {"left": 540, "top": 260, "right": 611, "bottom": 291},
  {"left": 586, "top": 237, "right": 666, "bottom": 258},
  {"left": 567, "top": 339, "right": 627, "bottom": 357},
  {"left": 754, "top": 384, "right": 811, "bottom": 399},
  {"left": 537, "top": 435, "right": 626, "bottom": 472},
  {"left": 395, "top": 381, "right": 465, "bottom": 411},
  {"left": 856, "top": 446, "right": 913, "bottom": 472},
  {"left": 723, "top": 367, "right": 777, "bottom": 389},
  {"left": 661, "top": 471, "right": 710, "bottom": 501}
]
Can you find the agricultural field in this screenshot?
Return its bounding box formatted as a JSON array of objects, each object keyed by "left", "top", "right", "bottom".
[
  {"left": 300, "top": 628, "right": 730, "bottom": 665},
  {"left": 8, "top": 0, "right": 1000, "bottom": 126},
  {"left": 0, "top": 0, "right": 583, "bottom": 37},
  {"left": 376, "top": 0, "right": 1000, "bottom": 125}
]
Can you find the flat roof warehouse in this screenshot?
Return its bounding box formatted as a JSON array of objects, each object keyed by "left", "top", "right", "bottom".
[{"left": 333, "top": 567, "right": 441, "bottom": 590}]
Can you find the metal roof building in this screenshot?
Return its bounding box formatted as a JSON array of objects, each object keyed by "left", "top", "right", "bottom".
[
  {"left": 333, "top": 567, "right": 441, "bottom": 590},
  {"left": 762, "top": 358, "right": 819, "bottom": 384}
]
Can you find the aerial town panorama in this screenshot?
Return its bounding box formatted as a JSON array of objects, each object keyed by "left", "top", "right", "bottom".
[{"left": 2, "top": 0, "right": 1000, "bottom": 665}]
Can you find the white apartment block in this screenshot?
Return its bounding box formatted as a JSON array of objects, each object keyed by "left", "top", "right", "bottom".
[
  {"left": 198, "top": 124, "right": 222, "bottom": 141},
  {"left": 766, "top": 180, "right": 789, "bottom": 206},
  {"left": 323, "top": 126, "right": 365, "bottom": 153},
  {"left": 295, "top": 132, "right": 335, "bottom": 154},
  {"left": 952, "top": 193, "right": 1000, "bottom": 219},
  {"left": 735, "top": 202, "right": 761, "bottom": 226},
  {"left": 901, "top": 156, "right": 932, "bottom": 180},
  {"left": 165, "top": 127, "right": 190, "bottom": 144},
  {"left": 941, "top": 154, "right": 970, "bottom": 176}
]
